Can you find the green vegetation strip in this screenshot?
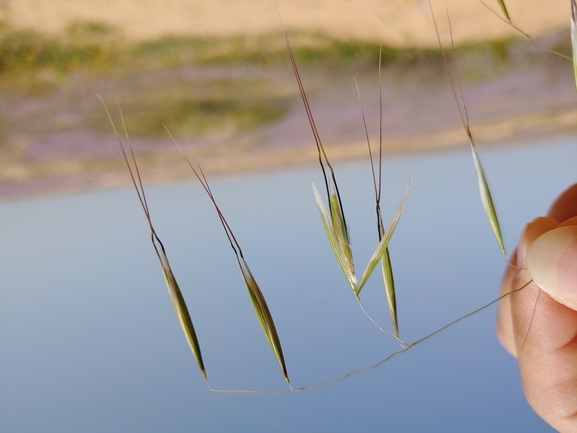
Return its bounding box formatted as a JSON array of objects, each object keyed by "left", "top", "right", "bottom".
[{"left": 1, "top": 20, "right": 566, "bottom": 83}]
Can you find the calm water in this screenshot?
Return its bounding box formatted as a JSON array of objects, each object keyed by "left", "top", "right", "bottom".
[{"left": 2, "top": 139, "right": 575, "bottom": 432}]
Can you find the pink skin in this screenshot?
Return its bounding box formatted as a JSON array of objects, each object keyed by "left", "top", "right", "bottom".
[{"left": 497, "top": 184, "right": 577, "bottom": 432}]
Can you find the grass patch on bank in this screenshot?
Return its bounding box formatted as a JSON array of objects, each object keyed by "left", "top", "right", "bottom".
[
  {"left": 0, "top": 19, "right": 570, "bottom": 145},
  {"left": 1, "top": 19, "right": 569, "bottom": 93},
  {"left": 0, "top": 22, "right": 115, "bottom": 74},
  {"left": 122, "top": 96, "right": 288, "bottom": 138}
]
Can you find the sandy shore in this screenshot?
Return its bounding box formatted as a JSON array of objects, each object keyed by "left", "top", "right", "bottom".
[{"left": 3, "top": 0, "right": 569, "bottom": 46}]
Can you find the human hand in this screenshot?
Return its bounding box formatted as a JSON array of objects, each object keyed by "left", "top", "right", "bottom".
[{"left": 497, "top": 184, "right": 577, "bottom": 432}]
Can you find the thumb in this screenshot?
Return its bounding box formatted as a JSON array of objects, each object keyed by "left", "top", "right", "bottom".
[
  {"left": 514, "top": 220, "right": 577, "bottom": 432},
  {"left": 526, "top": 223, "right": 577, "bottom": 311}
]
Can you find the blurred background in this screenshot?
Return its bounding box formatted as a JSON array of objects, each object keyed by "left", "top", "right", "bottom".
[
  {"left": 1, "top": 1, "right": 576, "bottom": 432},
  {"left": 0, "top": 0, "right": 574, "bottom": 197}
]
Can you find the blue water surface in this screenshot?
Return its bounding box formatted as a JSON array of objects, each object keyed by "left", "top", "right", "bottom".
[{"left": 2, "top": 139, "right": 575, "bottom": 432}]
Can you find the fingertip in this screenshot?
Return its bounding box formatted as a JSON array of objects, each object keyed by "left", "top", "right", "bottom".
[
  {"left": 516, "top": 217, "right": 558, "bottom": 269},
  {"left": 497, "top": 217, "right": 559, "bottom": 358},
  {"left": 527, "top": 226, "right": 577, "bottom": 311}
]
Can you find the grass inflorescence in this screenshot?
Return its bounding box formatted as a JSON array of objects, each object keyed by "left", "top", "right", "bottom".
[
  {"left": 99, "top": 97, "right": 208, "bottom": 381},
  {"left": 101, "top": 96, "right": 291, "bottom": 387},
  {"left": 100, "top": 0, "right": 577, "bottom": 392},
  {"left": 166, "top": 130, "right": 291, "bottom": 387},
  {"left": 283, "top": 22, "right": 411, "bottom": 346},
  {"left": 430, "top": 1, "right": 507, "bottom": 258}
]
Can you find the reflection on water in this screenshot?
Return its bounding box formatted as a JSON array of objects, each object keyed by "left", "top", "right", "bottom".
[{"left": 2, "top": 139, "right": 573, "bottom": 432}]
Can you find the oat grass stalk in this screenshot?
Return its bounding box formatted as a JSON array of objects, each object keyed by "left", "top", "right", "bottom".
[
  {"left": 282, "top": 26, "right": 356, "bottom": 290},
  {"left": 429, "top": 2, "right": 507, "bottom": 258},
  {"left": 284, "top": 25, "right": 410, "bottom": 345},
  {"left": 354, "top": 67, "right": 398, "bottom": 338},
  {"left": 571, "top": 0, "right": 577, "bottom": 90},
  {"left": 97, "top": 96, "right": 207, "bottom": 381},
  {"left": 166, "top": 130, "right": 290, "bottom": 386}
]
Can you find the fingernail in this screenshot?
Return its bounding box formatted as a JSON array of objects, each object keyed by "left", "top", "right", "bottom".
[{"left": 526, "top": 226, "right": 577, "bottom": 306}]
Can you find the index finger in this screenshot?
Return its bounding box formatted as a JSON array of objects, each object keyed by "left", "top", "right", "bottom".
[{"left": 548, "top": 183, "right": 577, "bottom": 222}]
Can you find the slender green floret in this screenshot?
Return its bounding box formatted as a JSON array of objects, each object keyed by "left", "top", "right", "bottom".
[
  {"left": 312, "top": 181, "right": 357, "bottom": 289},
  {"left": 429, "top": 3, "right": 507, "bottom": 258},
  {"left": 98, "top": 96, "right": 207, "bottom": 381},
  {"left": 330, "top": 192, "right": 356, "bottom": 278},
  {"left": 239, "top": 257, "right": 289, "bottom": 382},
  {"left": 154, "top": 235, "right": 206, "bottom": 380},
  {"left": 497, "top": 0, "right": 511, "bottom": 22}
]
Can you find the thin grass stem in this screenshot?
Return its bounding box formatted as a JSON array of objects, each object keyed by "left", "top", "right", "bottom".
[
  {"left": 356, "top": 296, "right": 409, "bottom": 347},
  {"left": 571, "top": 0, "right": 577, "bottom": 91},
  {"left": 354, "top": 78, "right": 400, "bottom": 340},
  {"left": 477, "top": 0, "right": 571, "bottom": 61},
  {"left": 207, "top": 280, "right": 532, "bottom": 394}
]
